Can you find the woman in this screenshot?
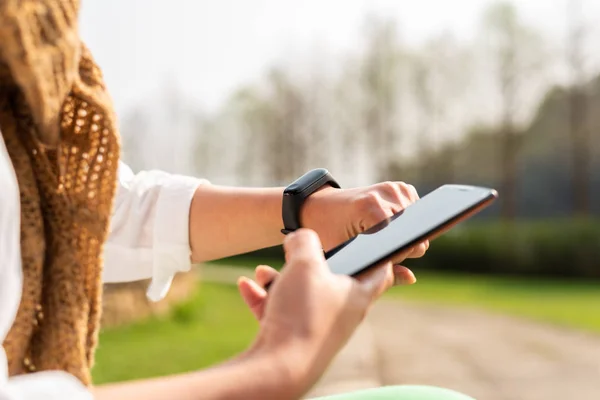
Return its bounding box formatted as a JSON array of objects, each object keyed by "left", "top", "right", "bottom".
[{"left": 0, "top": 1, "right": 472, "bottom": 399}]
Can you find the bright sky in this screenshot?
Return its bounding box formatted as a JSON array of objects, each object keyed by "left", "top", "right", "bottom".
[{"left": 80, "top": 0, "right": 600, "bottom": 114}]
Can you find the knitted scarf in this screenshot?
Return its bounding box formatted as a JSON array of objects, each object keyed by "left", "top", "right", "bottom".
[{"left": 0, "top": 0, "right": 120, "bottom": 386}]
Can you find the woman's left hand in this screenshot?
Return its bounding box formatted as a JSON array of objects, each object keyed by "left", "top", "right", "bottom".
[{"left": 301, "top": 181, "right": 429, "bottom": 257}]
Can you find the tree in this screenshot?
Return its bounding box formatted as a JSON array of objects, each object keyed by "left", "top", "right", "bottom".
[
  {"left": 410, "top": 33, "right": 470, "bottom": 185},
  {"left": 194, "top": 117, "right": 216, "bottom": 180},
  {"left": 302, "top": 66, "right": 331, "bottom": 172},
  {"left": 332, "top": 60, "right": 367, "bottom": 181},
  {"left": 265, "top": 68, "right": 309, "bottom": 184},
  {"left": 411, "top": 49, "right": 436, "bottom": 183},
  {"left": 119, "top": 108, "right": 149, "bottom": 173},
  {"left": 360, "top": 16, "right": 404, "bottom": 181},
  {"left": 567, "top": 0, "right": 592, "bottom": 216},
  {"left": 225, "top": 86, "right": 271, "bottom": 185},
  {"left": 211, "top": 70, "right": 310, "bottom": 186},
  {"left": 481, "top": 2, "right": 545, "bottom": 220}
]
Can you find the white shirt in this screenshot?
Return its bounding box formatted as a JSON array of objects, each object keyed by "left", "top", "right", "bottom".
[{"left": 0, "top": 134, "right": 206, "bottom": 399}]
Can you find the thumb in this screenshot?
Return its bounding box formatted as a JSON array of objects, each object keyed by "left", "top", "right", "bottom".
[
  {"left": 237, "top": 277, "right": 267, "bottom": 320},
  {"left": 283, "top": 229, "right": 325, "bottom": 269}
]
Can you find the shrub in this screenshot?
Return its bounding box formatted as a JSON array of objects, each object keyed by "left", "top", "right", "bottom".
[
  {"left": 219, "top": 219, "right": 600, "bottom": 279},
  {"left": 409, "top": 219, "right": 600, "bottom": 279}
]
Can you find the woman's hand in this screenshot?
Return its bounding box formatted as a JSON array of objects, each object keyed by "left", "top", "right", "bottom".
[
  {"left": 94, "top": 229, "right": 409, "bottom": 400},
  {"left": 245, "top": 229, "right": 401, "bottom": 397},
  {"left": 300, "top": 181, "right": 430, "bottom": 255}
]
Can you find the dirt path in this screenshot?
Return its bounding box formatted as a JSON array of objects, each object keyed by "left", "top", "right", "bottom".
[
  {"left": 201, "top": 266, "right": 600, "bottom": 400},
  {"left": 307, "top": 300, "right": 600, "bottom": 400}
]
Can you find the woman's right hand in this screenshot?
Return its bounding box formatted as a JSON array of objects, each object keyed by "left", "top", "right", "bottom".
[
  {"left": 242, "top": 229, "right": 401, "bottom": 398},
  {"left": 92, "top": 229, "right": 402, "bottom": 400}
]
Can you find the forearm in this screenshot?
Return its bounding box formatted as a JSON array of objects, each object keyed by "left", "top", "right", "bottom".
[
  {"left": 92, "top": 349, "right": 301, "bottom": 400},
  {"left": 189, "top": 185, "right": 286, "bottom": 262}
]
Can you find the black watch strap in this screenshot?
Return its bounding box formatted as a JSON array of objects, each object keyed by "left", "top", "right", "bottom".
[{"left": 281, "top": 169, "right": 340, "bottom": 235}]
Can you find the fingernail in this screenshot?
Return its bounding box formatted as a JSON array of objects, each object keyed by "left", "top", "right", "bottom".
[{"left": 395, "top": 275, "right": 416, "bottom": 285}]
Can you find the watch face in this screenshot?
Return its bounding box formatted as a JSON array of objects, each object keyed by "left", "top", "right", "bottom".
[
  {"left": 285, "top": 168, "right": 329, "bottom": 195},
  {"left": 284, "top": 183, "right": 304, "bottom": 195}
]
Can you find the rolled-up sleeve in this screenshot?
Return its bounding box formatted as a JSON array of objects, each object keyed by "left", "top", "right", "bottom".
[{"left": 102, "top": 162, "right": 207, "bottom": 301}]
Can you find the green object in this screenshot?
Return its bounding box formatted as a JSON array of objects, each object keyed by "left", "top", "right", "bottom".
[{"left": 312, "top": 385, "right": 475, "bottom": 400}]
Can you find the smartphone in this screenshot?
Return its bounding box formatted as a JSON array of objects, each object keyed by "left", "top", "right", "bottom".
[
  {"left": 264, "top": 184, "right": 497, "bottom": 290},
  {"left": 324, "top": 184, "right": 497, "bottom": 277}
]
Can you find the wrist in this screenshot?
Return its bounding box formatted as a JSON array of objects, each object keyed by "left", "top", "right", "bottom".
[
  {"left": 245, "top": 335, "right": 314, "bottom": 399},
  {"left": 300, "top": 184, "right": 337, "bottom": 229}
]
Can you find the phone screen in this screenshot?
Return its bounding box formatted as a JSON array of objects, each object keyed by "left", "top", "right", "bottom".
[{"left": 326, "top": 184, "right": 497, "bottom": 276}]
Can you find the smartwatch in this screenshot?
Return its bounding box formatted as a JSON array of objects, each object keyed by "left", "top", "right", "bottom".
[{"left": 281, "top": 168, "right": 340, "bottom": 235}]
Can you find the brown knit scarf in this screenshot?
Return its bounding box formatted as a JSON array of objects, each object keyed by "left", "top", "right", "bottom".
[{"left": 0, "top": 0, "right": 120, "bottom": 386}]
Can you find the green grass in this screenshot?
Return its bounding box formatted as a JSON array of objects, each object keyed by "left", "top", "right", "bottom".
[
  {"left": 212, "top": 257, "right": 600, "bottom": 333},
  {"left": 210, "top": 256, "right": 285, "bottom": 269},
  {"left": 93, "top": 282, "right": 258, "bottom": 384},
  {"left": 388, "top": 271, "right": 600, "bottom": 333},
  {"left": 93, "top": 260, "right": 600, "bottom": 384}
]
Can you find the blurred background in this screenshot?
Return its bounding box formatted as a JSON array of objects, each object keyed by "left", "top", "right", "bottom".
[{"left": 83, "top": 1, "right": 600, "bottom": 399}]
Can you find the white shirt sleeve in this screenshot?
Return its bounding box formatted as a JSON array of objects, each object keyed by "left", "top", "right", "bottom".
[{"left": 102, "top": 161, "right": 207, "bottom": 301}]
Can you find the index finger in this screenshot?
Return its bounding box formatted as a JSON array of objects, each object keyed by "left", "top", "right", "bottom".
[
  {"left": 354, "top": 261, "right": 395, "bottom": 300},
  {"left": 387, "top": 245, "right": 418, "bottom": 265}
]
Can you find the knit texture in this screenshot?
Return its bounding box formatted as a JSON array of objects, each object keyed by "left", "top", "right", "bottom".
[{"left": 0, "top": 0, "right": 120, "bottom": 386}]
